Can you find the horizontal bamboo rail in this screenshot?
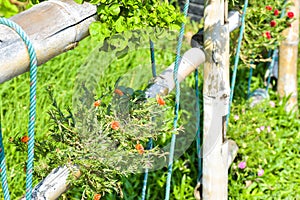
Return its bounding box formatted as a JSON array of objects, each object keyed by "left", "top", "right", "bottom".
[{"left": 0, "top": 0, "right": 97, "bottom": 84}]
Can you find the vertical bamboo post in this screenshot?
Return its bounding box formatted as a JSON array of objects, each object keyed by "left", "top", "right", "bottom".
[
  {"left": 278, "top": 0, "right": 299, "bottom": 112},
  {"left": 202, "top": 0, "right": 230, "bottom": 199}
]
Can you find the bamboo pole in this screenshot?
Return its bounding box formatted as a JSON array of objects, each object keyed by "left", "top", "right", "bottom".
[
  {"left": 277, "top": 0, "right": 299, "bottom": 112},
  {"left": 0, "top": 0, "right": 97, "bottom": 84},
  {"left": 202, "top": 0, "right": 231, "bottom": 199}
]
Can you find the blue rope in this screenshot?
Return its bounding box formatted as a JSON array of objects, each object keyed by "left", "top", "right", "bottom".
[
  {"left": 194, "top": 70, "right": 202, "bottom": 182},
  {"left": 247, "top": 66, "right": 253, "bottom": 98},
  {"left": 226, "top": 0, "right": 248, "bottom": 127},
  {"left": 266, "top": 49, "right": 278, "bottom": 92},
  {"left": 141, "top": 39, "right": 157, "bottom": 200},
  {"left": 150, "top": 40, "right": 157, "bottom": 78},
  {"left": 165, "top": 1, "right": 189, "bottom": 199},
  {"left": 263, "top": 50, "right": 273, "bottom": 92},
  {"left": 0, "top": 18, "right": 38, "bottom": 200},
  {"left": 141, "top": 138, "right": 153, "bottom": 200},
  {"left": 0, "top": 125, "right": 10, "bottom": 200}
]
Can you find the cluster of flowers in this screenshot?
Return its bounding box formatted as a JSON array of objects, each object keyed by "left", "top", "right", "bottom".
[
  {"left": 91, "top": 89, "right": 166, "bottom": 200},
  {"left": 93, "top": 89, "right": 166, "bottom": 156},
  {"left": 238, "top": 161, "right": 264, "bottom": 177},
  {"left": 264, "top": 5, "right": 294, "bottom": 39}
]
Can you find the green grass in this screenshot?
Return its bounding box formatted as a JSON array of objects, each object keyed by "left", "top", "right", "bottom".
[{"left": 1, "top": 30, "right": 300, "bottom": 199}]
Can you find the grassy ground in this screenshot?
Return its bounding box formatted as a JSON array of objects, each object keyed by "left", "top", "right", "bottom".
[{"left": 0, "top": 25, "right": 300, "bottom": 199}]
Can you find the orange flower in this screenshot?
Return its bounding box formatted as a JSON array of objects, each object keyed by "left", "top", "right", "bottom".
[
  {"left": 114, "top": 89, "right": 124, "bottom": 96},
  {"left": 94, "top": 194, "right": 101, "bottom": 200},
  {"left": 93, "top": 100, "right": 101, "bottom": 107},
  {"left": 21, "top": 136, "right": 29, "bottom": 143},
  {"left": 111, "top": 121, "right": 120, "bottom": 130},
  {"left": 156, "top": 95, "right": 165, "bottom": 106},
  {"left": 135, "top": 143, "right": 144, "bottom": 155}
]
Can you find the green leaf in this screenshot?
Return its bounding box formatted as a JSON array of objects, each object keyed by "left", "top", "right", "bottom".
[
  {"left": 114, "top": 16, "right": 126, "bottom": 33},
  {"left": 109, "top": 4, "right": 121, "bottom": 16},
  {"left": 89, "top": 22, "right": 102, "bottom": 37}
]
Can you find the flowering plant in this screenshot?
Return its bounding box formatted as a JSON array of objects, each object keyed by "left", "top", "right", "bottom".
[
  {"left": 237, "top": 0, "right": 295, "bottom": 66},
  {"left": 11, "top": 84, "right": 173, "bottom": 198}
]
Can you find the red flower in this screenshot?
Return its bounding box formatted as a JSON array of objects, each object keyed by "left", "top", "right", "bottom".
[
  {"left": 114, "top": 89, "right": 124, "bottom": 96},
  {"left": 287, "top": 11, "right": 294, "bottom": 19},
  {"left": 274, "top": 9, "right": 279, "bottom": 16},
  {"left": 156, "top": 95, "right": 166, "bottom": 106},
  {"left": 111, "top": 121, "right": 120, "bottom": 130},
  {"left": 135, "top": 143, "right": 144, "bottom": 155},
  {"left": 94, "top": 194, "right": 101, "bottom": 200},
  {"left": 21, "top": 136, "right": 29, "bottom": 143},
  {"left": 270, "top": 20, "right": 276, "bottom": 27},
  {"left": 93, "top": 100, "right": 101, "bottom": 107},
  {"left": 266, "top": 5, "right": 272, "bottom": 11},
  {"left": 265, "top": 31, "right": 271, "bottom": 39}
]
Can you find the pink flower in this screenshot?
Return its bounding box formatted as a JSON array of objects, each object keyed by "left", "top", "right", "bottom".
[
  {"left": 265, "top": 31, "right": 271, "bottom": 39},
  {"left": 287, "top": 11, "right": 294, "bottom": 19},
  {"left": 234, "top": 115, "right": 239, "bottom": 121},
  {"left": 270, "top": 20, "right": 276, "bottom": 27},
  {"left": 269, "top": 101, "right": 275, "bottom": 108},
  {"left": 258, "top": 169, "right": 264, "bottom": 176},
  {"left": 238, "top": 161, "right": 246, "bottom": 169},
  {"left": 266, "top": 5, "right": 272, "bottom": 11},
  {"left": 274, "top": 9, "right": 279, "bottom": 16},
  {"left": 260, "top": 126, "right": 265, "bottom": 131},
  {"left": 267, "top": 126, "right": 271, "bottom": 133}
]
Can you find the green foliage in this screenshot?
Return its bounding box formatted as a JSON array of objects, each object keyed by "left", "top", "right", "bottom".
[
  {"left": 238, "top": 0, "right": 295, "bottom": 66},
  {"left": 228, "top": 97, "right": 300, "bottom": 199},
  {"left": 0, "top": 0, "right": 35, "bottom": 17},
  {"left": 0, "top": 0, "right": 19, "bottom": 17},
  {"left": 86, "top": 0, "right": 185, "bottom": 42}
]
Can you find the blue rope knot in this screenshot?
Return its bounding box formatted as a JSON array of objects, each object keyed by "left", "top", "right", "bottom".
[{"left": 0, "top": 17, "right": 38, "bottom": 200}]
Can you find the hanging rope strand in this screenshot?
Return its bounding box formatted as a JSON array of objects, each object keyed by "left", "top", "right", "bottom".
[
  {"left": 150, "top": 39, "right": 157, "bottom": 78},
  {"left": 0, "top": 124, "right": 10, "bottom": 200},
  {"left": 226, "top": 0, "right": 248, "bottom": 127},
  {"left": 194, "top": 69, "right": 202, "bottom": 182},
  {"left": 247, "top": 66, "right": 253, "bottom": 98},
  {"left": 141, "top": 138, "right": 153, "bottom": 200},
  {"left": 141, "top": 39, "right": 157, "bottom": 200},
  {"left": 165, "top": 1, "right": 189, "bottom": 199},
  {"left": 0, "top": 18, "right": 38, "bottom": 200}
]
